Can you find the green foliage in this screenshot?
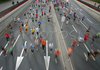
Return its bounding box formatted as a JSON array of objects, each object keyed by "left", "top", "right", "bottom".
[
  {"left": 0, "top": 0, "right": 11, "bottom": 4},
  {"left": 91, "top": 0, "right": 100, "bottom": 3}
]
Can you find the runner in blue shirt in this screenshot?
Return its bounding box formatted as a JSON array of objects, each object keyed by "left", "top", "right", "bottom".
[
  {"left": 22, "top": 43, "right": 27, "bottom": 53},
  {"left": 82, "top": 16, "right": 85, "bottom": 22},
  {"left": 30, "top": 43, "right": 35, "bottom": 54},
  {"left": 38, "top": 21, "right": 41, "bottom": 28}
]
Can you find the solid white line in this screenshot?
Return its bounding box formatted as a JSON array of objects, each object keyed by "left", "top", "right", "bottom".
[
  {"left": 12, "top": 35, "right": 20, "bottom": 48},
  {"left": 80, "top": 21, "right": 87, "bottom": 29},
  {"left": 20, "top": 41, "right": 27, "bottom": 56},
  {"left": 83, "top": 43, "right": 90, "bottom": 52},
  {"left": 79, "top": 12, "right": 83, "bottom": 15},
  {"left": 0, "top": 67, "right": 3, "bottom": 70},
  {"left": 87, "top": 18, "right": 93, "bottom": 23},
  {"left": 72, "top": 25, "right": 77, "bottom": 33},
  {"left": 0, "top": 41, "right": 10, "bottom": 56},
  {"left": 46, "top": 40, "right": 48, "bottom": 57}
]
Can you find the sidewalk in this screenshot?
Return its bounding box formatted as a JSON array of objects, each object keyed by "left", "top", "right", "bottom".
[
  {"left": 81, "top": 0, "right": 100, "bottom": 8},
  {"left": 0, "top": 0, "right": 23, "bottom": 12}
]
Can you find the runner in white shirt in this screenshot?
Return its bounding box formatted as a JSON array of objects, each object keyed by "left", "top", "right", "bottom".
[
  {"left": 26, "top": 18, "right": 29, "bottom": 23},
  {"left": 14, "top": 17, "right": 16, "bottom": 22},
  {"left": 35, "top": 27, "right": 39, "bottom": 35},
  {"left": 49, "top": 42, "right": 53, "bottom": 53},
  {"left": 77, "top": 36, "right": 84, "bottom": 46},
  {"left": 39, "top": 13, "right": 41, "bottom": 18},
  {"left": 50, "top": 14, "right": 52, "bottom": 20},
  {"left": 34, "top": 39, "right": 39, "bottom": 51},
  {"left": 66, "top": 20, "right": 69, "bottom": 26},
  {"left": 17, "top": 17, "right": 20, "bottom": 23},
  {"left": 30, "top": 6, "right": 32, "bottom": 11}
]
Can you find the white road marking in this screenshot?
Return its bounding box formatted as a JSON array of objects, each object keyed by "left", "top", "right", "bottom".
[
  {"left": 12, "top": 35, "right": 20, "bottom": 48},
  {"left": 87, "top": 18, "right": 93, "bottom": 23},
  {"left": 0, "top": 67, "right": 3, "bottom": 70},
  {"left": 15, "top": 41, "right": 27, "bottom": 70},
  {"left": 44, "top": 40, "right": 50, "bottom": 70},
  {"left": 80, "top": 21, "right": 87, "bottom": 29},
  {"left": 72, "top": 25, "right": 77, "bottom": 33},
  {"left": 79, "top": 12, "right": 83, "bottom": 15},
  {"left": 0, "top": 41, "right": 10, "bottom": 56},
  {"left": 83, "top": 43, "right": 90, "bottom": 52}
]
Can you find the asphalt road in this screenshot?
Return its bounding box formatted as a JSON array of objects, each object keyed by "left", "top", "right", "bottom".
[
  {"left": 53, "top": 0, "right": 100, "bottom": 70},
  {"left": 0, "top": 0, "right": 100, "bottom": 70},
  {"left": 0, "top": 1, "right": 64, "bottom": 70}
]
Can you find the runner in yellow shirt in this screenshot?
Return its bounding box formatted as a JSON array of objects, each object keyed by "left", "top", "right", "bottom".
[
  {"left": 25, "top": 25, "right": 28, "bottom": 32},
  {"left": 30, "top": 28, "right": 35, "bottom": 36}
]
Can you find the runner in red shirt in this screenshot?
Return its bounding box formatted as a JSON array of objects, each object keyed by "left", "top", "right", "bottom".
[
  {"left": 72, "top": 40, "right": 76, "bottom": 49},
  {"left": 62, "top": 4, "right": 64, "bottom": 8},
  {"left": 5, "top": 32, "right": 9, "bottom": 41},
  {"left": 55, "top": 48, "right": 60, "bottom": 63},
  {"left": 84, "top": 34, "right": 89, "bottom": 43},
  {"left": 18, "top": 26, "right": 22, "bottom": 35},
  {"left": 41, "top": 11, "right": 43, "bottom": 16},
  {"left": 36, "top": 13, "right": 38, "bottom": 18},
  {"left": 39, "top": 35, "right": 42, "bottom": 42}
]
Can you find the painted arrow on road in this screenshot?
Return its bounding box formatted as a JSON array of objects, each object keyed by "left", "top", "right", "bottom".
[
  {"left": 15, "top": 41, "right": 27, "bottom": 70},
  {"left": 44, "top": 40, "right": 50, "bottom": 70}
]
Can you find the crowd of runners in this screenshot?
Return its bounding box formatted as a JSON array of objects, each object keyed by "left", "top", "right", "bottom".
[
  {"left": 0, "top": 0, "right": 100, "bottom": 66},
  {"left": 52, "top": 0, "right": 100, "bottom": 61}
]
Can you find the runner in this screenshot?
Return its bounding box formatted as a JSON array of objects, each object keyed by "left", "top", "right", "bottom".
[
  {"left": 0, "top": 46, "right": 7, "bottom": 57},
  {"left": 72, "top": 40, "right": 76, "bottom": 50},
  {"left": 7, "top": 45, "right": 13, "bottom": 56},
  {"left": 9, "top": 23, "right": 13, "bottom": 31},
  {"left": 31, "top": 17, "right": 34, "bottom": 23},
  {"left": 20, "top": 20, "right": 24, "bottom": 27},
  {"left": 55, "top": 48, "right": 60, "bottom": 63},
  {"left": 5, "top": 32, "right": 9, "bottom": 42},
  {"left": 35, "top": 17, "right": 38, "bottom": 23},
  {"left": 84, "top": 49, "right": 95, "bottom": 61},
  {"left": 49, "top": 42, "right": 53, "bottom": 53},
  {"left": 84, "top": 34, "right": 89, "bottom": 43},
  {"left": 30, "top": 6, "right": 32, "bottom": 11},
  {"left": 9, "top": 32, "right": 14, "bottom": 43},
  {"left": 90, "top": 35, "right": 95, "bottom": 46},
  {"left": 41, "top": 40, "right": 46, "bottom": 52},
  {"left": 66, "top": 20, "right": 69, "bottom": 26},
  {"left": 68, "top": 47, "right": 73, "bottom": 61},
  {"left": 77, "top": 17, "right": 81, "bottom": 23},
  {"left": 68, "top": 8, "right": 70, "bottom": 14},
  {"left": 34, "top": 39, "right": 39, "bottom": 51},
  {"left": 39, "top": 35, "right": 42, "bottom": 43},
  {"left": 30, "top": 43, "right": 35, "bottom": 54},
  {"left": 41, "top": 11, "right": 43, "bottom": 16},
  {"left": 77, "top": 36, "right": 84, "bottom": 46},
  {"left": 30, "top": 28, "right": 35, "bottom": 36},
  {"left": 84, "top": 27, "right": 91, "bottom": 35},
  {"left": 24, "top": 25, "right": 28, "bottom": 32},
  {"left": 14, "top": 17, "right": 16, "bottom": 23},
  {"left": 44, "top": 11, "right": 46, "bottom": 15},
  {"left": 39, "top": 13, "right": 41, "bottom": 18},
  {"left": 17, "top": 17, "right": 20, "bottom": 23},
  {"left": 18, "top": 26, "right": 22, "bottom": 35},
  {"left": 35, "top": 27, "right": 39, "bottom": 35},
  {"left": 22, "top": 43, "right": 27, "bottom": 55},
  {"left": 38, "top": 21, "right": 41, "bottom": 28},
  {"left": 82, "top": 16, "right": 85, "bottom": 22},
  {"left": 25, "top": 18, "right": 29, "bottom": 23}
]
